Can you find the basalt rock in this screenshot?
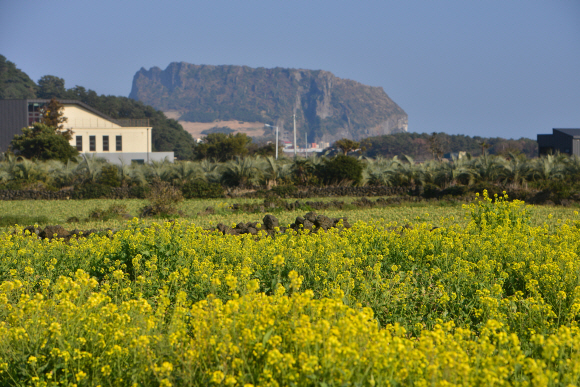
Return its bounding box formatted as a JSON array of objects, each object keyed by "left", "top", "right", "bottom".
[
  {"left": 20, "top": 225, "right": 104, "bottom": 241},
  {"left": 263, "top": 215, "right": 279, "bottom": 230},
  {"left": 314, "top": 215, "right": 334, "bottom": 231},
  {"left": 39, "top": 225, "right": 70, "bottom": 240},
  {"left": 304, "top": 212, "right": 317, "bottom": 223},
  {"left": 213, "top": 212, "right": 351, "bottom": 236}
]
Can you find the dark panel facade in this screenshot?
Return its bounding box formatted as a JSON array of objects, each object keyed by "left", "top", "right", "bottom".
[
  {"left": 537, "top": 129, "right": 580, "bottom": 156},
  {"left": 0, "top": 100, "right": 28, "bottom": 152}
]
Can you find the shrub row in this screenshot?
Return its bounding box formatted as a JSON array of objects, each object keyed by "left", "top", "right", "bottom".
[
  {"left": 0, "top": 181, "right": 225, "bottom": 200},
  {"left": 1, "top": 180, "right": 580, "bottom": 205}
]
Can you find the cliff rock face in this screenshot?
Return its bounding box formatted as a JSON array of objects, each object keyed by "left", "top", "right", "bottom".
[{"left": 129, "top": 62, "right": 407, "bottom": 142}]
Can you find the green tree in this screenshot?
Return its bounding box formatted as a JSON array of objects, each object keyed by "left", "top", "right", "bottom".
[
  {"left": 40, "top": 98, "right": 72, "bottom": 140},
  {"left": 248, "top": 142, "right": 282, "bottom": 157},
  {"left": 428, "top": 132, "right": 444, "bottom": 161},
  {"left": 195, "top": 133, "right": 252, "bottom": 162},
  {"left": 98, "top": 164, "right": 121, "bottom": 187},
  {"left": 320, "top": 155, "right": 363, "bottom": 185},
  {"left": 9, "top": 123, "right": 78, "bottom": 162},
  {"left": 37, "top": 75, "right": 66, "bottom": 99},
  {"left": 334, "top": 138, "right": 360, "bottom": 155}
]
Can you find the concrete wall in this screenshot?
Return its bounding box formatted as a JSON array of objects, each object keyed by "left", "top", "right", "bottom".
[{"left": 82, "top": 152, "right": 174, "bottom": 165}]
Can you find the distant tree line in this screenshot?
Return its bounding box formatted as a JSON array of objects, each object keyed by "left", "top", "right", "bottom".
[{"left": 360, "top": 132, "right": 538, "bottom": 160}]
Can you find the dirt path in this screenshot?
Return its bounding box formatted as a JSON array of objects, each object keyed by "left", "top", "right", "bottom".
[{"left": 163, "top": 111, "right": 268, "bottom": 140}]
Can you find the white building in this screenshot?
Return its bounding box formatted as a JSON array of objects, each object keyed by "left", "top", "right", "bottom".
[{"left": 0, "top": 99, "right": 174, "bottom": 164}]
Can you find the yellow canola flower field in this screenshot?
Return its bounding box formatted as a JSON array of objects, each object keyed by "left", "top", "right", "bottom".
[{"left": 1, "top": 191, "right": 580, "bottom": 386}]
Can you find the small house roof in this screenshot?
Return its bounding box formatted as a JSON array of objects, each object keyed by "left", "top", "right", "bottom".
[{"left": 554, "top": 128, "right": 580, "bottom": 138}]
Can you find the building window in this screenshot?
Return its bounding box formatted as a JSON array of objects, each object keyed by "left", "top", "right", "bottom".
[
  {"left": 131, "top": 159, "right": 145, "bottom": 165},
  {"left": 27, "top": 102, "right": 44, "bottom": 126},
  {"left": 116, "top": 135, "right": 122, "bottom": 151},
  {"left": 76, "top": 136, "right": 82, "bottom": 151},
  {"left": 89, "top": 136, "right": 96, "bottom": 151},
  {"left": 103, "top": 135, "right": 109, "bottom": 151}
]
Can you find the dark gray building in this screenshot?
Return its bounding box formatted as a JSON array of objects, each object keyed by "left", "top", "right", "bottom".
[{"left": 537, "top": 128, "right": 580, "bottom": 156}]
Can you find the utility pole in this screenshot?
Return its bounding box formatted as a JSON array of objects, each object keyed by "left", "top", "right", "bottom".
[
  {"left": 293, "top": 113, "right": 297, "bottom": 158},
  {"left": 305, "top": 132, "right": 308, "bottom": 157},
  {"left": 264, "top": 124, "right": 278, "bottom": 159}
]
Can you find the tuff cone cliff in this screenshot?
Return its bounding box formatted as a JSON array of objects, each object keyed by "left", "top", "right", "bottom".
[{"left": 129, "top": 62, "right": 407, "bottom": 143}]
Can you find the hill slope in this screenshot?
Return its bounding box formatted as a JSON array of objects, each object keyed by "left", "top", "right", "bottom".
[
  {"left": 129, "top": 62, "right": 408, "bottom": 143},
  {"left": 0, "top": 55, "right": 37, "bottom": 99}
]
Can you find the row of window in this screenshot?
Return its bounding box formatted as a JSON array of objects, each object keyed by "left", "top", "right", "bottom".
[{"left": 76, "top": 135, "right": 122, "bottom": 152}]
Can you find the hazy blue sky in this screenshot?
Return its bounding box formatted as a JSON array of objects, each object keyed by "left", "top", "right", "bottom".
[{"left": 1, "top": 0, "right": 579, "bottom": 139}]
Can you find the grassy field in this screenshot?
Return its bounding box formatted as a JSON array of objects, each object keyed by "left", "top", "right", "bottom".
[{"left": 0, "top": 196, "right": 577, "bottom": 231}]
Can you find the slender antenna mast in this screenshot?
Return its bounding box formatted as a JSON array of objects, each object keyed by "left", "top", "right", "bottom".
[
  {"left": 275, "top": 125, "right": 278, "bottom": 160},
  {"left": 293, "top": 114, "right": 297, "bottom": 158}
]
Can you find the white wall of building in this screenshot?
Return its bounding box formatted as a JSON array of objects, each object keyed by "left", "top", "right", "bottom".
[
  {"left": 61, "top": 104, "right": 152, "bottom": 153},
  {"left": 62, "top": 105, "right": 121, "bottom": 129},
  {"left": 71, "top": 128, "right": 151, "bottom": 153}
]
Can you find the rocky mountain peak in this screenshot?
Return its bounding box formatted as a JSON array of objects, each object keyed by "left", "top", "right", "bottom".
[{"left": 129, "top": 62, "right": 407, "bottom": 143}]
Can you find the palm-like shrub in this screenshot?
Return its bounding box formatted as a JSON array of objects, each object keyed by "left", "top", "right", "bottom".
[
  {"left": 415, "top": 160, "right": 439, "bottom": 186},
  {"left": 74, "top": 154, "right": 107, "bottom": 184},
  {"left": 0, "top": 151, "right": 578, "bottom": 194},
  {"left": 199, "top": 159, "right": 222, "bottom": 184},
  {"left": 144, "top": 160, "right": 175, "bottom": 183},
  {"left": 259, "top": 156, "right": 292, "bottom": 187},
  {"left": 434, "top": 155, "right": 477, "bottom": 187},
  {"left": 364, "top": 156, "right": 403, "bottom": 186},
  {"left": 291, "top": 157, "right": 321, "bottom": 185},
  {"left": 494, "top": 153, "right": 529, "bottom": 186},
  {"left": 473, "top": 153, "right": 501, "bottom": 182},
  {"left": 220, "top": 156, "right": 262, "bottom": 187},
  {"left": 528, "top": 154, "right": 565, "bottom": 182},
  {"left": 171, "top": 161, "right": 204, "bottom": 186}
]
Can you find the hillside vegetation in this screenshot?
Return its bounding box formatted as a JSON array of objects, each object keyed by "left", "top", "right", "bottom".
[
  {"left": 129, "top": 62, "right": 408, "bottom": 143},
  {"left": 0, "top": 55, "right": 36, "bottom": 99}
]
